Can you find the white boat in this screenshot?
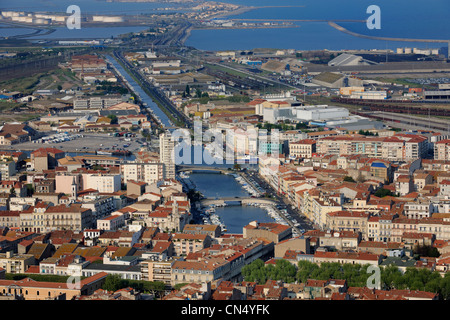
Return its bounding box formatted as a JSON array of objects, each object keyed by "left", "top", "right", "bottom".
[{"left": 97, "top": 150, "right": 112, "bottom": 155}]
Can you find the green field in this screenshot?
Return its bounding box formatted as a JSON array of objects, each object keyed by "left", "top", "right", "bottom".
[{"left": 0, "top": 67, "right": 81, "bottom": 95}]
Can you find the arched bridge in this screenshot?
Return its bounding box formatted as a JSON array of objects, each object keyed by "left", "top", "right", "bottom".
[
  {"left": 177, "top": 165, "right": 231, "bottom": 174},
  {"left": 200, "top": 197, "right": 277, "bottom": 207}
]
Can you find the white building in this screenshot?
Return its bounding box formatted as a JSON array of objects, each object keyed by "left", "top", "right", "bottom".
[
  {"left": 349, "top": 91, "right": 388, "bottom": 100},
  {"left": 97, "top": 214, "right": 126, "bottom": 231},
  {"left": 121, "top": 162, "right": 164, "bottom": 185},
  {"left": 262, "top": 104, "right": 349, "bottom": 124},
  {"left": 404, "top": 201, "right": 434, "bottom": 220},
  {"left": 84, "top": 173, "right": 121, "bottom": 193},
  {"left": 160, "top": 132, "right": 176, "bottom": 179}
]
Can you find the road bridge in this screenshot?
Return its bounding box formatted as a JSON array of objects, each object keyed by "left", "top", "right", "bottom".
[
  {"left": 177, "top": 165, "right": 232, "bottom": 174},
  {"left": 200, "top": 197, "right": 276, "bottom": 207}
]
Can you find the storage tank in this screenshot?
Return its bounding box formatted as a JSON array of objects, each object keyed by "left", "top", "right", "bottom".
[
  {"left": 102, "top": 16, "right": 124, "bottom": 23},
  {"left": 34, "top": 18, "right": 51, "bottom": 25},
  {"left": 92, "top": 15, "right": 105, "bottom": 22}
]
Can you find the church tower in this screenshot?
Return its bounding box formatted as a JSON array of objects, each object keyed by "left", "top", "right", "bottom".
[{"left": 70, "top": 177, "right": 78, "bottom": 201}]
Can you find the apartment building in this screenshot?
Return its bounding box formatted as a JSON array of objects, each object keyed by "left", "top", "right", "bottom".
[
  {"left": 0, "top": 272, "right": 107, "bottom": 300},
  {"left": 183, "top": 224, "right": 222, "bottom": 238},
  {"left": 141, "top": 257, "right": 181, "bottom": 286},
  {"left": 171, "top": 257, "right": 235, "bottom": 286},
  {"left": 0, "top": 211, "right": 21, "bottom": 228},
  {"left": 403, "top": 201, "right": 434, "bottom": 220},
  {"left": 309, "top": 197, "right": 342, "bottom": 229},
  {"left": 160, "top": 132, "right": 176, "bottom": 179},
  {"left": 435, "top": 139, "right": 450, "bottom": 160},
  {"left": 0, "top": 251, "right": 35, "bottom": 273},
  {"left": 243, "top": 221, "right": 292, "bottom": 244},
  {"left": 0, "top": 160, "right": 16, "bottom": 180},
  {"left": 97, "top": 214, "right": 126, "bottom": 231},
  {"left": 316, "top": 134, "right": 428, "bottom": 161},
  {"left": 413, "top": 173, "right": 433, "bottom": 191},
  {"left": 81, "top": 195, "right": 116, "bottom": 220},
  {"left": 391, "top": 218, "right": 419, "bottom": 243},
  {"left": 367, "top": 215, "right": 396, "bottom": 242},
  {"left": 289, "top": 139, "right": 317, "bottom": 159},
  {"left": 84, "top": 173, "right": 121, "bottom": 194},
  {"left": 325, "top": 211, "right": 370, "bottom": 240},
  {"left": 317, "top": 136, "right": 384, "bottom": 158},
  {"left": 172, "top": 233, "right": 212, "bottom": 256},
  {"left": 313, "top": 251, "right": 381, "bottom": 267},
  {"left": 305, "top": 230, "right": 360, "bottom": 251},
  {"left": 121, "top": 162, "right": 164, "bottom": 185},
  {"left": 20, "top": 204, "right": 93, "bottom": 233}
]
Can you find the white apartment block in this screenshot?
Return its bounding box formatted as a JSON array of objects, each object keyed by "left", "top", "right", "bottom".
[
  {"left": 160, "top": 132, "right": 176, "bottom": 179},
  {"left": 97, "top": 214, "right": 126, "bottom": 231},
  {"left": 84, "top": 173, "right": 121, "bottom": 193},
  {"left": 404, "top": 201, "right": 434, "bottom": 220},
  {"left": 121, "top": 162, "right": 164, "bottom": 185}
]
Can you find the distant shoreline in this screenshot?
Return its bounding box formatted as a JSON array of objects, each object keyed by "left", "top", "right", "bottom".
[{"left": 328, "top": 21, "right": 449, "bottom": 44}]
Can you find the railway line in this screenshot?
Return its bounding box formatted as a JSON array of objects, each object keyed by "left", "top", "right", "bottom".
[
  {"left": 354, "top": 111, "right": 450, "bottom": 132},
  {"left": 332, "top": 97, "right": 450, "bottom": 117},
  {"left": 201, "top": 65, "right": 273, "bottom": 91}
]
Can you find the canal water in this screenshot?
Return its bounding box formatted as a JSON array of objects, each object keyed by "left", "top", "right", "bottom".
[
  {"left": 105, "top": 55, "right": 173, "bottom": 128},
  {"left": 188, "top": 172, "right": 275, "bottom": 234}
]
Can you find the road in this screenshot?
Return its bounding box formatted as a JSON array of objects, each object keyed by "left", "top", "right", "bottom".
[
  {"left": 154, "top": 21, "right": 193, "bottom": 47},
  {"left": 365, "top": 111, "right": 450, "bottom": 132},
  {"left": 208, "top": 62, "right": 300, "bottom": 90}
]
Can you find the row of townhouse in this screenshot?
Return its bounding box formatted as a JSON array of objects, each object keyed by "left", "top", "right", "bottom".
[
  {"left": 0, "top": 203, "right": 94, "bottom": 233},
  {"left": 142, "top": 236, "right": 272, "bottom": 288},
  {"left": 316, "top": 134, "right": 428, "bottom": 161}
]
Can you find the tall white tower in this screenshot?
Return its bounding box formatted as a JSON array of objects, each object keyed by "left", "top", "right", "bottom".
[{"left": 159, "top": 132, "right": 176, "bottom": 179}]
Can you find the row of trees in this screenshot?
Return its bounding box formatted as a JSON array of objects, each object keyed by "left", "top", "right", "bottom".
[
  {"left": 102, "top": 274, "right": 165, "bottom": 298},
  {"left": 255, "top": 121, "right": 309, "bottom": 132},
  {"left": 241, "top": 259, "right": 450, "bottom": 299}
]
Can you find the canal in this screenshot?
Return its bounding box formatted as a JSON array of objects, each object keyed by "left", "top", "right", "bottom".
[
  {"left": 105, "top": 55, "right": 173, "bottom": 128},
  {"left": 187, "top": 172, "right": 275, "bottom": 234}
]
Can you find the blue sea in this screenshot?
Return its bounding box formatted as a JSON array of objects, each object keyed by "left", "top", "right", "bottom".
[
  {"left": 186, "top": 0, "right": 449, "bottom": 50},
  {"left": 0, "top": 0, "right": 448, "bottom": 50}
]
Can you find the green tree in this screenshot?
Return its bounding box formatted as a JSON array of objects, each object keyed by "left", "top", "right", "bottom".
[
  {"left": 413, "top": 245, "right": 440, "bottom": 258},
  {"left": 107, "top": 114, "right": 118, "bottom": 124},
  {"left": 343, "top": 176, "right": 356, "bottom": 183},
  {"left": 374, "top": 188, "right": 396, "bottom": 198},
  {"left": 102, "top": 274, "right": 125, "bottom": 292}
]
